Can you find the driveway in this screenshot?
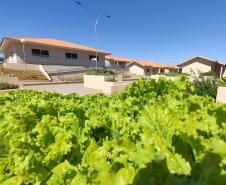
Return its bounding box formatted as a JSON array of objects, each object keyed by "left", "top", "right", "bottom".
[{"left": 21, "top": 81, "right": 133, "bottom": 95}]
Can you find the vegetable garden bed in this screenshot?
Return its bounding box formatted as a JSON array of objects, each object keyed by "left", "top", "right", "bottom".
[{"left": 0, "top": 78, "right": 226, "bottom": 185}]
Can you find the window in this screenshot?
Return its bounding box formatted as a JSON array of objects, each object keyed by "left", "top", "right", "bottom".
[
  {"left": 32, "top": 49, "right": 40, "bottom": 56},
  {"left": 32, "top": 49, "right": 49, "bottom": 57},
  {"left": 90, "top": 55, "right": 99, "bottom": 61},
  {"left": 41, "top": 50, "right": 49, "bottom": 57},
  {"left": 71, "top": 53, "right": 77, "bottom": 59},
  {"left": 160, "top": 69, "right": 164, "bottom": 73},
  {"left": 65, "top": 53, "right": 77, "bottom": 59},
  {"left": 147, "top": 69, "right": 150, "bottom": 72}
]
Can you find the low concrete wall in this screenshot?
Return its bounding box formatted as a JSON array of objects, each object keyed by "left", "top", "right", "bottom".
[
  {"left": 216, "top": 87, "right": 226, "bottom": 104},
  {"left": 84, "top": 75, "right": 106, "bottom": 91},
  {"left": 39, "top": 65, "right": 52, "bottom": 81},
  {"left": 103, "top": 82, "right": 127, "bottom": 95},
  {"left": 84, "top": 75, "right": 127, "bottom": 94},
  {"left": 0, "top": 77, "right": 20, "bottom": 85}
]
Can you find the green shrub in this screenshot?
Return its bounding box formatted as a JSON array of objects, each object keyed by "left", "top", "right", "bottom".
[
  {"left": 219, "top": 78, "right": 226, "bottom": 87},
  {"left": 200, "top": 71, "right": 218, "bottom": 77},
  {"left": 86, "top": 69, "right": 117, "bottom": 76},
  {"left": 87, "top": 69, "right": 118, "bottom": 81},
  {"left": 0, "top": 82, "right": 19, "bottom": 90},
  {"left": 193, "top": 74, "right": 218, "bottom": 98}
]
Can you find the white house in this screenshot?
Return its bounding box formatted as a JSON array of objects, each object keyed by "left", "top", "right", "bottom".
[
  {"left": 179, "top": 56, "right": 225, "bottom": 77},
  {"left": 128, "top": 60, "right": 180, "bottom": 76},
  {"left": 0, "top": 37, "right": 111, "bottom": 67}
]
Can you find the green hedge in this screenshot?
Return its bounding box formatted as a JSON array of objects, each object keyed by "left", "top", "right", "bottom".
[
  {"left": 0, "top": 83, "right": 19, "bottom": 90},
  {"left": 86, "top": 69, "right": 117, "bottom": 76}
]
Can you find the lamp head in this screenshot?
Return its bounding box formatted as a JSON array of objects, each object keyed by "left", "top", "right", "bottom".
[
  {"left": 20, "top": 39, "right": 25, "bottom": 43},
  {"left": 75, "top": 1, "right": 82, "bottom": 5}
]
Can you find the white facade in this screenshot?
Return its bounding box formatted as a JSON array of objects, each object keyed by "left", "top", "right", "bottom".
[
  {"left": 182, "top": 61, "right": 211, "bottom": 74},
  {"left": 179, "top": 56, "right": 225, "bottom": 77},
  {"left": 1, "top": 38, "right": 109, "bottom": 67},
  {"left": 129, "top": 65, "right": 145, "bottom": 76}
]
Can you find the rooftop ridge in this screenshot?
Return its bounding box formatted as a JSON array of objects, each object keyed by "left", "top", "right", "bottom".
[{"left": 2, "top": 36, "right": 111, "bottom": 54}]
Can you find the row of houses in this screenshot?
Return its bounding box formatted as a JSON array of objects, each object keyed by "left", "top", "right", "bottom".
[
  {"left": 106, "top": 56, "right": 180, "bottom": 75},
  {"left": 106, "top": 55, "right": 226, "bottom": 77},
  {"left": 0, "top": 36, "right": 225, "bottom": 77}
]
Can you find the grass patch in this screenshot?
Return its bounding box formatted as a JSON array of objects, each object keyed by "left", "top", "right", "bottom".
[
  {"left": 164, "top": 72, "right": 178, "bottom": 77},
  {"left": 0, "top": 64, "right": 47, "bottom": 80}
]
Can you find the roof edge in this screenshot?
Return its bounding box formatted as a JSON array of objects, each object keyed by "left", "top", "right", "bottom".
[
  {"left": 179, "top": 55, "right": 225, "bottom": 66},
  {"left": 4, "top": 37, "right": 111, "bottom": 55}
]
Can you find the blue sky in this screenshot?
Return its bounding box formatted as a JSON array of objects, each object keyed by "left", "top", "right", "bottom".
[{"left": 0, "top": 0, "right": 226, "bottom": 64}]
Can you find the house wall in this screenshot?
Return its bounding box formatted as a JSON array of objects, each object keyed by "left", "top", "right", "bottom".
[
  {"left": 181, "top": 58, "right": 223, "bottom": 77},
  {"left": 128, "top": 64, "right": 162, "bottom": 76},
  {"left": 165, "top": 69, "right": 170, "bottom": 73},
  {"left": 129, "top": 65, "right": 145, "bottom": 76},
  {"left": 4, "top": 41, "right": 106, "bottom": 67},
  {"left": 182, "top": 61, "right": 211, "bottom": 74}
]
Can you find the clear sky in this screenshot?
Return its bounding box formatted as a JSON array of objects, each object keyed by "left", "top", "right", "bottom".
[{"left": 0, "top": 0, "right": 226, "bottom": 64}]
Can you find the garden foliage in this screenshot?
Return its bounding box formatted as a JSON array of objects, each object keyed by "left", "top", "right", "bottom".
[{"left": 0, "top": 78, "right": 226, "bottom": 185}]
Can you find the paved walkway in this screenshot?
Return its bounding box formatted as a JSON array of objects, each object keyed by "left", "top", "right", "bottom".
[
  {"left": 21, "top": 81, "right": 133, "bottom": 95},
  {"left": 21, "top": 83, "right": 101, "bottom": 95}
]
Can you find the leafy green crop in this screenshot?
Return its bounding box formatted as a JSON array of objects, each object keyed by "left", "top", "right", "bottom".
[{"left": 0, "top": 78, "right": 226, "bottom": 185}]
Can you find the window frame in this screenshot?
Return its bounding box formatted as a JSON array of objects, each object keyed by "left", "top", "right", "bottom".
[
  {"left": 40, "top": 50, "right": 49, "bottom": 57},
  {"left": 65, "top": 52, "right": 78, "bottom": 60},
  {"left": 32, "top": 49, "right": 49, "bottom": 57}
]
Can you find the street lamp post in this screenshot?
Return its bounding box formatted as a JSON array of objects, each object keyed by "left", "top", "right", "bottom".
[
  {"left": 94, "top": 15, "right": 111, "bottom": 70},
  {"left": 75, "top": 1, "right": 111, "bottom": 70}
]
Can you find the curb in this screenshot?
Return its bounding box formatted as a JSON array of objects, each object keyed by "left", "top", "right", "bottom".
[{"left": 20, "top": 81, "right": 84, "bottom": 86}]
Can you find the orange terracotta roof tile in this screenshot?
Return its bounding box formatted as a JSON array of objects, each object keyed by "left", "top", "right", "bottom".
[
  {"left": 105, "top": 56, "right": 135, "bottom": 63},
  {"left": 4, "top": 37, "right": 111, "bottom": 54},
  {"left": 161, "top": 64, "right": 180, "bottom": 69},
  {"left": 134, "top": 60, "right": 180, "bottom": 69},
  {"left": 135, "top": 60, "right": 165, "bottom": 68}
]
